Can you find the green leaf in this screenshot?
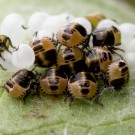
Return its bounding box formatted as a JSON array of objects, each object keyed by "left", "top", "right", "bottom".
[{"left": 0, "top": 0, "right": 135, "bottom": 135}]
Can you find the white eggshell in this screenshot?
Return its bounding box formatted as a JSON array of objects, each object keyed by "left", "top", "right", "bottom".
[
  {"left": 27, "top": 11, "right": 49, "bottom": 38},
  {"left": 59, "top": 13, "right": 75, "bottom": 22},
  {"left": 119, "top": 23, "right": 135, "bottom": 48},
  {"left": 12, "top": 44, "right": 35, "bottom": 69},
  {"left": 124, "top": 52, "right": 135, "bottom": 73},
  {"left": 42, "top": 15, "right": 69, "bottom": 39},
  {"left": 32, "top": 30, "right": 46, "bottom": 41},
  {"left": 125, "top": 39, "right": 135, "bottom": 53},
  {"left": 96, "top": 19, "right": 119, "bottom": 29}
]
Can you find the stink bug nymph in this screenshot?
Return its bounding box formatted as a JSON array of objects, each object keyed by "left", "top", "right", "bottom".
[
  {"left": 4, "top": 69, "right": 38, "bottom": 101},
  {"left": 92, "top": 26, "right": 122, "bottom": 55},
  {"left": 30, "top": 37, "right": 57, "bottom": 67},
  {"left": 106, "top": 59, "right": 129, "bottom": 89},
  {"left": 68, "top": 72, "right": 102, "bottom": 105},
  {"left": 85, "top": 47, "right": 112, "bottom": 81},
  {"left": 0, "top": 35, "right": 15, "bottom": 60},
  {"left": 57, "top": 46, "right": 88, "bottom": 77},
  {"left": 57, "top": 22, "right": 89, "bottom": 49},
  {"left": 40, "top": 68, "right": 68, "bottom": 95},
  {"left": 0, "top": 35, "right": 16, "bottom": 69}
]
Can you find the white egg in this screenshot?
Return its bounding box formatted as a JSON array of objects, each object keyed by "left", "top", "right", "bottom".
[
  {"left": 57, "top": 14, "right": 73, "bottom": 27},
  {"left": 119, "top": 23, "right": 135, "bottom": 48},
  {"left": 32, "top": 30, "right": 46, "bottom": 41},
  {"left": 71, "top": 17, "right": 92, "bottom": 34},
  {"left": 12, "top": 44, "right": 35, "bottom": 69},
  {"left": 125, "top": 38, "right": 135, "bottom": 53},
  {"left": 59, "top": 13, "right": 75, "bottom": 22},
  {"left": 42, "top": 15, "right": 69, "bottom": 39},
  {"left": 27, "top": 11, "right": 49, "bottom": 38},
  {"left": 0, "top": 13, "right": 26, "bottom": 47},
  {"left": 33, "top": 14, "right": 74, "bottom": 40},
  {"left": 32, "top": 30, "right": 56, "bottom": 42},
  {"left": 96, "top": 19, "right": 119, "bottom": 29},
  {"left": 124, "top": 52, "right": 135, "bottom": 73}
]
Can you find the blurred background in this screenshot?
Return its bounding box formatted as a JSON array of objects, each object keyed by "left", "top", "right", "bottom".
[
  {"left": 0, "top": 0, "right": 134, "bottom": 23},
  {"left": 125, "top": 0, "right": 135, "bottom": 6}
]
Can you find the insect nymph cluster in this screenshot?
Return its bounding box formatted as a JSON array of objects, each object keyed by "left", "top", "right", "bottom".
[{"left": 0, "top": 12, "right": 130, "bottom": 105}]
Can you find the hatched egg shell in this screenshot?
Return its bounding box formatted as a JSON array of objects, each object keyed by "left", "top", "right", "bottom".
[
  {"left": 119, "top": 23, "right": 135, "bottom": 48},
  {"left": 27, "top": 12, "right": 49, "bottom": 38},
  {"left": 12, "top": 44, "right": 35, "bottom": 69},
  {"left": 96, "top": 19, "right": 119, "bottom": 29},
  {"left": 0, "top": 13, "right": 26, "bottom": 47},
  {"left": 32, "top": 30, "right": 55, "bottom": 42},
  {"left": 59, "top": 13, "right": 75, "bottom": 22},
  {"left": 71, "top": 17, "right": 92, "bottom": 34},
  {"left": 42, "top": 15, "right": 69, "bottom": 39},
  {"left": 124, "top": 52, "right": 135, "bottom": 73},
  {"left": 125, "top": 38, "right": 135, "bottom": 53},
  {"left": 34, "top": 13, "right": 74, "bottom": 40},
  {"left": 57, "top": 14, "right": 73, "bottom": 27},
  {"left": 32, "top": 30, "right": 46, "bottom": 41}
]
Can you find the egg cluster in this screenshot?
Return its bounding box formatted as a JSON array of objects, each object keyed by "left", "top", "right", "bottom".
[{"left": 0, "top": 12, "right": 134, "bottom": 104}]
